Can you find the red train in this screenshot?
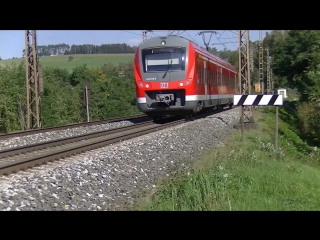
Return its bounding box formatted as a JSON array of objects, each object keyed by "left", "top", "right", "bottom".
[{"left": 134, "top": 35, "right": 238, "bottom": 119}]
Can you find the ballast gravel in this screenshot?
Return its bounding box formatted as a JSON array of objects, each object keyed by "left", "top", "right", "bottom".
[
  {"left": 0, "top": 119, "right": 149, "bottom": 151},
  {"left": 0, "top": 108, "right": 240, "bottom": 211}
]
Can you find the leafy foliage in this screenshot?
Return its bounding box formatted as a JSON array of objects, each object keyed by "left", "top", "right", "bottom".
[
  {"left": 0, "top": 61, "right": 139, "bottom": 133},
  {"left": 270, "top": 30, "right": 320, "bottom": 146}
]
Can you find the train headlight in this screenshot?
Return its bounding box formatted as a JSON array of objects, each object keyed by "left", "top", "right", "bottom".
[
  {"left": 161, "top": 40, "right": 166, "bottom": 46},
  {"left": 146, "top": 84, "right": 150, "bottom": 88},
  {"left": 179, "top": 82, "right": 184, "bottom": 86}
]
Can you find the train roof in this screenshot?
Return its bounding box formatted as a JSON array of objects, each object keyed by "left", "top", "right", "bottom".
[
  {"left": 190, "top": 42, "right": 237, "bottom": 72},
  {"left": 139, "top": 35, "right": 237, "bottom": 72}
]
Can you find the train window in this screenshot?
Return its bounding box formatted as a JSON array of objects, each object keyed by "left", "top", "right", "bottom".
[
  {"left": 227, "top": 73, "right": 229, "bottom": 87},
  {"left": 211, "top": 70, "right": 214, "bottom": 85},
  {"left": 141, "top": 47, "right": 186, "bottom": 72},
  {"left": 202, "top": 67, "right": 204, "bottom": 84},
  {"left": 215, "top": 71, "right": 218, "bottom": 86}
]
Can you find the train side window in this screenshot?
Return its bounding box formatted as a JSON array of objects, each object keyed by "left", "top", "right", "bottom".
[
  {"left": 216, "top": 70, "right": 218, "bottom": 85},
  {"left": 226, "top": 73, "right": 228, "bottom": 87},
  {"left": 205, "top": 69, "right": 209, "bottom": 84},
  {"left": 226, "top": 71, "right": 229, "bottom": 87},
  {"left": 203, "top": 67, "right": 205, "bottom": 84},
  {"left": 227, "top": 73, "right": 229, "bottom": 87},
  {"left": 212, "top": 70, "right": 214, "bottom": 85},
  {"left": 211, "top": 70, "right": 213, "bottom": 85},
  {"left": 216, "top": 70, "right": 218, "bottom": 86},
  {"left": 221, "top": 72, "right": 223, "bottom": 86},
  {"left": 197, "top": 65, "right": 199, "bottom": 83}
]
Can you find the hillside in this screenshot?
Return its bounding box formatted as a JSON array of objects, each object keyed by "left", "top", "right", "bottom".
[{"left": 0, "top": 54, "right": 135, "bottom": 72}]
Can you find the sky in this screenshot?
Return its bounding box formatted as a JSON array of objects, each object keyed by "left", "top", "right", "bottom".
[{"left": 0, "top": 30, "right": 265, "bottom": 60}]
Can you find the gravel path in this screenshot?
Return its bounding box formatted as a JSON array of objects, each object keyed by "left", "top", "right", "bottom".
[
  {"left": 0, "top": 119, "right": 149, "bottom": 151},
  {"left": 0, "top": 108, "right": 240, "bottom": 211}
]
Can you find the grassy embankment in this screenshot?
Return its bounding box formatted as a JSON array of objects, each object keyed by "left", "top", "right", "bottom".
[
  {"left": 138, "top": 100, "right": 320, "bottom": 210},
  {"left": 0, "top": 54, "right": 134, "bottom": 72}
]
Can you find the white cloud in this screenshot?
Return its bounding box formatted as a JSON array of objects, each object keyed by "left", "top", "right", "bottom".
[{"left": 127, "top": 38, "right": 141, "bottom": 46}]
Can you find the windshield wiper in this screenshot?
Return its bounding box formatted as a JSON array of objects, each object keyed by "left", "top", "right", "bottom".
[{"left": 162, "top": 59, "right": 173, "bottom": 79}]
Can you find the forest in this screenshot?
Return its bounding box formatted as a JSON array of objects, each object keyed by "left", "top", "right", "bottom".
[
  {"left": 0, "top": 62, "right": 138, "bottom": 133},
  {"left": 20, "top": 43, "right": 138, "bottom": 57},
  {"left": 0, "top": 30, "right": 319, "bottom": 146}
]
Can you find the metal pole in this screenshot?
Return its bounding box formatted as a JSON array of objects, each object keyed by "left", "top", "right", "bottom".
[
  {"left": 25, "top": 30, "right": 42, "bottom": 129},
  {"left": 266, "top": 49, "right": 271, "bottom": 94},
  {"left": 275, "top": 106, "right": 279, "bottom": 152},
  {"left": 25, "top": 32, "right": 31, "bottom": 129},
  {"left": 142, "top": 30, "right": 147, "bottom": 42},
  {"left": 238, "top": 31, "right": 244, "bottom": 140},
  {"left": 270, "top": 57, "right": 275, "bottom": 94},
  {"left": 241, "top": 107, "right": 244, "bottom": 141},
  {"left": 259, "top": 30, "right": 264, "bottom": 95},
  {"left": 85, "top": 86, "right": 90, "bottom": 122}
]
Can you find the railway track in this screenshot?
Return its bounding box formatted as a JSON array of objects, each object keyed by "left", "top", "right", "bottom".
[
  {"left": 0, "top": 113, "right": 148, "bottom": 140},
  {"left": 0, "top": 107, "right": 234, "bottom": 177}
]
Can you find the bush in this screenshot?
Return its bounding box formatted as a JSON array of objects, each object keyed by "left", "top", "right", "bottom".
[{"left": 296, "top": 101, "right": 320, "bottom": 145}]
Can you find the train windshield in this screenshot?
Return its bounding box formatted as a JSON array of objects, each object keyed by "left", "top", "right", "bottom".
[{"left": 142, "top": 47, "right": 186, "bottom": 72}]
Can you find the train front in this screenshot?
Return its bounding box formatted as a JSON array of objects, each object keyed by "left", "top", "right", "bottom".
[{"left": 134, "top": 36, "right": 193, "bottom": 118}]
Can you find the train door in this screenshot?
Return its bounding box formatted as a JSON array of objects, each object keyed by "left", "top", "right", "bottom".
[
  {"left": 217, "top": 67, "right": 222, "bottom": 99},
  {"left": 204, "top": 61, "right": 208, "bottom": 100},
  {"left": 228, "top": 71, "right": 231, "bottom": 95}
]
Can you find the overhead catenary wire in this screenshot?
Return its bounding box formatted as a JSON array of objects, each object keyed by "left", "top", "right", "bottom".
[{"left": 121, "top": 30, "right": 141, "bottom": 36}]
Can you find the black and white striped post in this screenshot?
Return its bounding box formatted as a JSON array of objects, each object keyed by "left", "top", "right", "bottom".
[{"left": 234, "top": 94, "right": 283, "bottom": 152}]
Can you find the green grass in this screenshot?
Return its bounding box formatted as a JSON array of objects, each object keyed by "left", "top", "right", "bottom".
[
  {"left": 137, "top": 108, "right": 320, "bottom": 211},
  {"left": 0, "top": 54, "right": 134, "bottom": 72}
]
